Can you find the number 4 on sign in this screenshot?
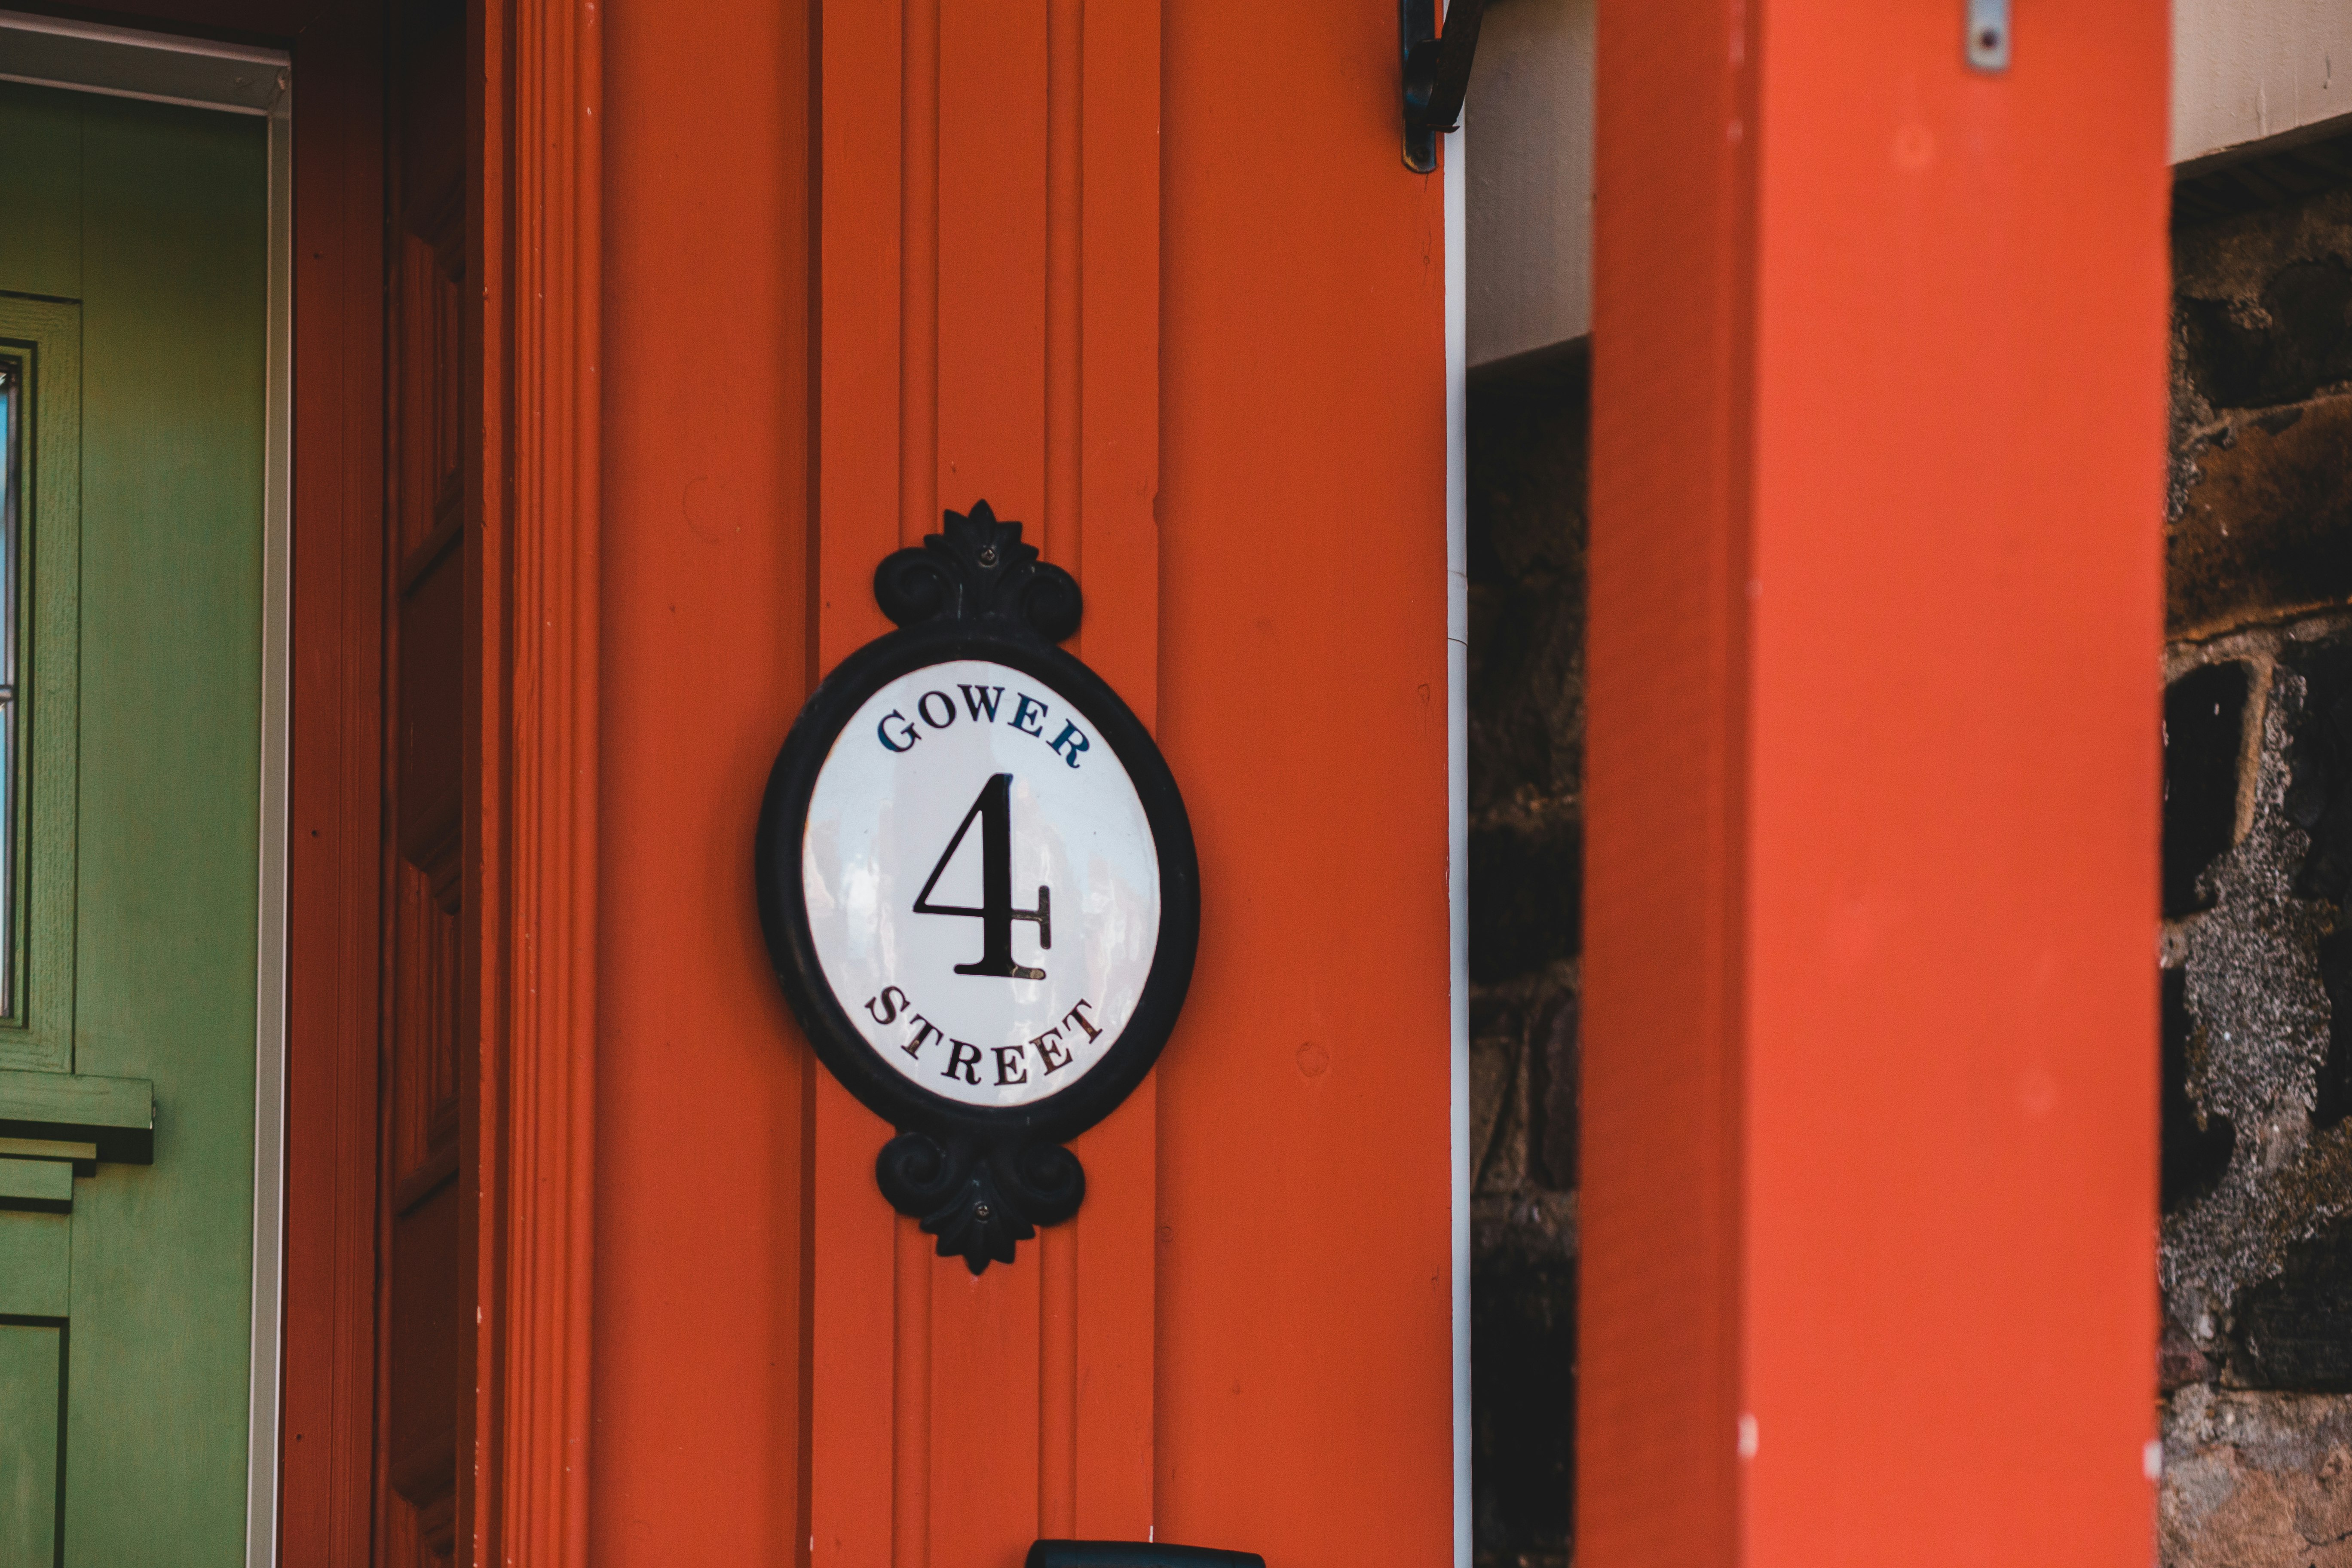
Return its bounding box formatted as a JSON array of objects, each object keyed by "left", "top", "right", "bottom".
[{"left": 914, "top": 772, "right": 1052, "bottom": 980}]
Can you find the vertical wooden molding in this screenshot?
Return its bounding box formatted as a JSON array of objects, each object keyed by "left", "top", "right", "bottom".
[
  {"left": 1580, "top": 2, "right": 1755, "bottom": 1560},
  {"left": 899, "top": 0, "right": 939, "bottom": 551},
  {"left": 1067, "top": 3, "right": 1157, "bottom": 1539},
  {"left": 891, "top": 3, "right": 941, "bottom": 1563},
  {"left": 810, "top": 6, "right": 904, "bottom": 1567},
  {"left": 890, "top": 1220, "right": 933, "bottom": 1568},
  {"left": 1041, "top": 0, "right": 1082, "bottom": 573},
  {"left": 279, "top": 7, "right": 386, "bottom": 1560},
  {"left": 461, "top": 0, "right": 501, "bottom": 1555},
  {"left": 478, "top": 0, "right": 600, "bottom": 1561},
  {"left": 1037, "top": 0, "right": 1085, "bottom": 1537}
]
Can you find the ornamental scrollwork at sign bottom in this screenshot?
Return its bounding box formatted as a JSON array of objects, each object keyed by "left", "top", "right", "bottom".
[{"left": 877, "top": 1130, "right": 1087, "bottom": 1274}]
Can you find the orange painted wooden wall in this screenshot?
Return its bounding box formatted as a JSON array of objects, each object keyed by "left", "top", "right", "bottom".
[
  {"left": 593, "top": 4, "right": 1455, "bottom": 1566},
  {"left": 595, "top": 0, "right": 815, "bottom": 1560},
  {"left": 1582, "top": 2, "right": 2169, "bottom": 1565}
]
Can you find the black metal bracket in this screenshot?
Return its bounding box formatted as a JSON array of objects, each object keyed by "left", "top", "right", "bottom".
[
  {"left": 877, "top": 1130, "right": 1085, "bottom": 1274},
  {"left": 1401, "top": 0, "right": 1488, "bottom": 174},
  {"left": 873, "top": 499, "right": 1082, "bottom": 643}
]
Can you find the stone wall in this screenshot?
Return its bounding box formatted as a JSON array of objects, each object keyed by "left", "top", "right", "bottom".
[
  {"left": 2159, "top": 143, "right": 2352, "bottom": 1567},
  {"left": 1461, "top": 135, "right": 2352, "bottom": 1568}
]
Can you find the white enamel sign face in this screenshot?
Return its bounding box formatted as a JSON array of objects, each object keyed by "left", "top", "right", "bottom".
[{"left": 801, "top": 658, "right": 1162, "bottom": 1109}]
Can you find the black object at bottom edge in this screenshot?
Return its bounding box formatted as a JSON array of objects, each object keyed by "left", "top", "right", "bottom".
[{"left": 1027, "top": 1541, "right": 1265, "bottom": 1568}]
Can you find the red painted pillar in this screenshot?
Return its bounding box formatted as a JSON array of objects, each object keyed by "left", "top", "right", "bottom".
[{"left": 1582, "top": 3, "right": 2169, "bottom": 1564}]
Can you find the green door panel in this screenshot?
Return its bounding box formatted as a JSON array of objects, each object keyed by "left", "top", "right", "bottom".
[
  {"left": 0, "top": 86, "right": 82, "bottom": 301},
  {"left": 0, "top": 1210, "right": 69, "bottom": 1318},
  {"left": 0, "top": 1319, "right": 64, "bottom": 1568},
  {"left": 0, "top": 80, "right": 269, "bottom": 1566},
  {"left": 0, "top": 1071, "right": 150, "bottom": 1158},
  {"left": 0, "top": 1155, "right": 73, "bottom": 1212}
]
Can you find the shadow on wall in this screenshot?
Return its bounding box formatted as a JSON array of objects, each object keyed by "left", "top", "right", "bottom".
[{"left": 1466, "top": 340, "right": 1586, "bottom": 1568}]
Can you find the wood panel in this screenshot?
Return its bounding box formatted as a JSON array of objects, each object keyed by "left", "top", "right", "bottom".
[
  {"left": 587, "top": 0, "right": 815, "bottom": 1559},
  {"left": 810, "top": 5, "right": 1161, "bottom": 1565},
  {"left": 0, "top": 1320, "right": 62, "bottom": 1568},
  {"left": 470, "top": 0, "right": 599, "bottom": 1562},
  {"left": 382, "top": 7, "right": 468, "bottom": 1561},
  {"left": 279, "top": 3, "right": 388, "bottom": 1563},
  {"left": 1150, "top": 4, "right": 1455, "bottom": 1562},
  {"left": 1580, "top": 2, "right": 2168, "bottom": 1565}
]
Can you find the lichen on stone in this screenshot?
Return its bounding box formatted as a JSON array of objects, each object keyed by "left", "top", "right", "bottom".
[{"left": 2166, "top": 662, "right": 2352, "bottom": 1344}]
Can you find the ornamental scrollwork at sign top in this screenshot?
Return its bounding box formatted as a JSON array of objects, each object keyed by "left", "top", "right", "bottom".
[{"left": 873, "top": 499, "right": 1083, "bottom": 645}]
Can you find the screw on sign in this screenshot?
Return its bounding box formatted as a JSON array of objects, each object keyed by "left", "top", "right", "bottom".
[{"left": 755, "top": 502, "right": 1200, "bottom": 1272}]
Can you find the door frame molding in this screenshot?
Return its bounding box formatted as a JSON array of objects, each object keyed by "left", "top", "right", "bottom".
[
  {"left": 0, "top": 17, "right": 296, "bottom": 1567},
  {"left": 470, "top": 0, "right": 600, "bottom": 1560},
  {"left": 11, "top": 4, "right": 609, "bottom": 1562},
  {"left": 254, "top": 63, "right": 294, "bottom": 1568}
]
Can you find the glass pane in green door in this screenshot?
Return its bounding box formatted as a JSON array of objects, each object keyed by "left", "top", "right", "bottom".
[{"left": 0, "top": 360, "right": 19, "bottom": 1018}]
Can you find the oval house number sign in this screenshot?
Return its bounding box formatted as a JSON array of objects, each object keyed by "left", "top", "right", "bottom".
[{"left": 756, "top": 503, "right": 1200, "bottom": 1272}]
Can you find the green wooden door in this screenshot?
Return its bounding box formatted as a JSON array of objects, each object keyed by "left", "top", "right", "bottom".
[{"left": 0, "top": 81, "right": 270, "bottom": 1566}]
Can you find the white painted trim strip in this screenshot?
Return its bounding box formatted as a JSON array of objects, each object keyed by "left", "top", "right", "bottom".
[
  {"left": 1444, "top": 111, "right": 1473, "bottom": 1568},
  {"left": 0, "top": 69, "right": 273, "bottom": 117},
  {"left": 245, "top": 76, "right": 294, "bottom": 1568},
  {"left": 0, "top": 9, "right": 285, "bottom": 115},
  {"left": 0, "top": 7, "right": 283, "bottom": 61},
  {"left": 2172, "top": 0, "right": 2352, "bottom": 167}
]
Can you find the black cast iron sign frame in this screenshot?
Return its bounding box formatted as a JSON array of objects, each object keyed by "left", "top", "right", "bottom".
[{"left": 754, "top": 502, "right": 1200, "bottom": 1274}]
